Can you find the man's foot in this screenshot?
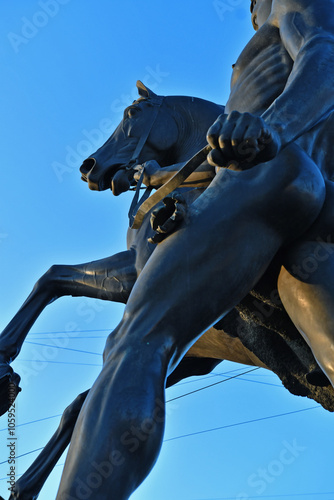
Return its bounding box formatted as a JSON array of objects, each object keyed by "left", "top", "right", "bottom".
[
  {"left": 0, "top": 363, "right": 21, "bottom": 416},
  {"left": 149, "top": 192, "right": 187, "bottom": 244}
]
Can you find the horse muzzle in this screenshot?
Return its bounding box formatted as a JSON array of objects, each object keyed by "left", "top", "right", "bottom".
[{"left": 80, "top": 158, "right": 134, "bottom": 193}]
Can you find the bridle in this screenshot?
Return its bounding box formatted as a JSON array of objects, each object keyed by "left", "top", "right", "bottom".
[
  {"left": 126, "top": 94, "right": 212, "bottom": 230},
  {"left": 126, "top": 95, "right": 165, "bottom": 167},
  {"left": 126, "top": 95, "right": 165, "bottom": 227}
]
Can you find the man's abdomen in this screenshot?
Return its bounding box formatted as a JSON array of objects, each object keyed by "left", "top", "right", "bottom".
[{"left": 226, "top": 26, "right": 293, "bottom": 116}]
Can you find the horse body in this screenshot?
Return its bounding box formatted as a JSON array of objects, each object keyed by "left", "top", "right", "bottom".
[{"left": 3, "top": 81, "right": 334, "bottom": 499}]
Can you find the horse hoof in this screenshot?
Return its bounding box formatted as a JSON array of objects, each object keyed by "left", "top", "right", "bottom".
[
  {"left": 0, "top": 364, "right": 21, "bottom": 416},
  {"left": 306, "top": 367, "right": 331, "bottom": 387}
]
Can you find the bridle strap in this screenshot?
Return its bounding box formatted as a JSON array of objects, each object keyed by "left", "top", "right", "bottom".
[
  {"left": 128, "top": 171, "right": 153, "bottom": 227},
  {"left": 127, "top": 96, "right": 164, "bottom": 226},
  {"left": 128, "top": 96, "right": 165, "bottom": 166}
]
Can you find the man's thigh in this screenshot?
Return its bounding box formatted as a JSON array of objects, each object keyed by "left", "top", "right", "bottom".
[
  {"left": 114, "top": 145, "right": 325, "bottom": 368},
  {"left": 295, "top": 180, "right": 334, "bottom": 243}
]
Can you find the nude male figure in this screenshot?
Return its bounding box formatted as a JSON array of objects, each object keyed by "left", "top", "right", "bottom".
[
  {"left": 137, "top": 0, "right": 334, "bottom": 384},
  {"left": 55, "top": 1, "right": 334, "bottom": 498},
  {"left": 207, "top": 0, "right": 334, "bottom": 386}
]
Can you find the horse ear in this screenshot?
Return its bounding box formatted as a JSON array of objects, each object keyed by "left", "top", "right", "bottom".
[{"left": 136, "top": 80, "right": 158, "bottom": 99}]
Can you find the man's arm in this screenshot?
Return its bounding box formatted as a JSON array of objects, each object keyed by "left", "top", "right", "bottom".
[
  {"left": 134, "top": 160, "right": 215, "bottom": 188},
  {"left": 262, "top": 0, "right": 334, "bottom": 148}
]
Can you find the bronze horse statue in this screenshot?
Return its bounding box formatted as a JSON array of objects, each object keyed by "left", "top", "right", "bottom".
[{"left": 3, "top": 81, "right": 334, "bottom": 500}]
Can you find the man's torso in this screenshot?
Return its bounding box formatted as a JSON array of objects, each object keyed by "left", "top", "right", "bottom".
[
  {"left": 226, "top": 23, "right": 292, "bottom": 115},
  {"left": 225, "top": 20, "right": 334, "bottom": 179}
]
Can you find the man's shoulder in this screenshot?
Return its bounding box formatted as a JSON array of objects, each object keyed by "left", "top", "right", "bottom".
[
  {"left": 271, "top": 0, "right": 334, "bottom": 48},
  {"left": 272, "top": 0, "right": 334, "bottom": 23}
]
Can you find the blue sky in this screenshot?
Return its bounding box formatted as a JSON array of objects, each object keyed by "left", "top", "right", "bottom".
[{"left": 1, "top": 1, "right": 334, "bottom": 499}]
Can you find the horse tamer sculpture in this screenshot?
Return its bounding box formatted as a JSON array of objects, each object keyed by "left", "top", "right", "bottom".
[
  {"left": 3, "top": 0, "right": 334, "bottom": 497},
  {"left": 2, "top": 79, "right": 334, "bottom": 499}
]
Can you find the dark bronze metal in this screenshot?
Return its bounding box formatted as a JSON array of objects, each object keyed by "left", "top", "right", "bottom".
[{"left": 3, "top": 1, "right": 334, "bottom": 497}]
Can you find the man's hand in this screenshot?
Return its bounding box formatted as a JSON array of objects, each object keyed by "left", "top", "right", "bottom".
[
  {"left": 207, "top": 111, "right": 281, "bottom": 169},
  {"left": 149, "top": 192, "right": 187, "bottom": 244},
  {"left": 133, "top": 160, "right": 162, "bottom": 187}
]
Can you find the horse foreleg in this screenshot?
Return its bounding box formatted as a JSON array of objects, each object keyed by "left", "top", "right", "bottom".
[
  {"left": 8, "top": 357, "right": 217, "bottom": 500},
  {"left": 0, "top": 285, "right": 53, "bottom": 415},
  {"left": 0, "top": 249, "right": 137, "bottom": 414},
  {"left": 9, "top": 390, "right": 89, "bottom": 500}
]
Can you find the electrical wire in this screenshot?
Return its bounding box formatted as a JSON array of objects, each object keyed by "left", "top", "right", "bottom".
[
  {"left": 164, "top": 405, "right": 320, "bottom": 443},
  {"left": 191, "top": 492, "right": 334, "bottom": 500},
  {"left": 25, "top": 341, "right": 101, "bottom": 356},
  {"left": 0, "top": 447, "right": 44, "bottom": 466},
  {"left": 0, "top": 331, "right": 325, "bottom": 493},
  {"left": 1, "top": 367, "right": 260, "bottom": 433},
  {"left": 166, "top": 367, "right": 260, "bottom": 402},
  {"left": 28, "top": 329, "right": 111, "bottom": 335},
  {"left": 27, "top": 336, "right": 108, "bottom": 340},
  {"left": 0, "top": 405, "right": 320, "bottom": 470},
  {"left": 0, "top": 414, "right": 62, "bottom": 433},
  {"left": 0, "top": 462, "right": 65, "bottom": 481},
  {"left": 17, "top": 359, "right": 102, "bottom": 367}
]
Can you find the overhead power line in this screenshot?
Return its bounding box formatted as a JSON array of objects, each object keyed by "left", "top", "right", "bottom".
[
  {"left": 164, "top": 405, "right": 320, "bottom": 443},
  {"left": 176, "top": 366, "right": 258, "bottom": 386},
  {"left": 0, "top": 447, "right": 44, "bottom": 466},
  {"left": 17, "top": 359, "right": 102, "bottom": 367},
  {"left": 27, "top": 335, "right": 108, "bottom": 340},
  {"left": 191, "top": 492, "right": 334, "bottom": 500},
  {"left": 29, "top": 328, "right": 111, "bottom": 335},
  {"left": 1, "top": 367, "right": 259, "bottom": 434},
  {"left": 0, "top": 414, "right": 62, "bottom": 434},
  {"left": 0, "top": 462, "right": 65, "bottom": 481},
  {"left": 166, "top": 367, "right": 260, "bottom": 402},
  {"left": 25, "top": 341, "right": 101, "bottom": 356},
  {"left": 0, "top": 405, "right": 319, "bottom": 467},
  {"left": 0, "top": 367, "right": 313, "bottom": 437},
  {"left": 0, "top": 405, "right": 320, "bottom": 466}
]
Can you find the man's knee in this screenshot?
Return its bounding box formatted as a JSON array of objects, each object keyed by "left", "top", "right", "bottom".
[{"left": 279, "top": 144, "right": 324, "bottom": 198}]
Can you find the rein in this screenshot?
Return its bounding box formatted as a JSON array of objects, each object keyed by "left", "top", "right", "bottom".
[{"left": 130, "top": 144, "right": 212, "bottom": 229}]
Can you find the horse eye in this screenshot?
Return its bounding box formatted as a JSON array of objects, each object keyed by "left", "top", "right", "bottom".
[{"left": 128, "top": 107, "right": 140, "bottom": 118}]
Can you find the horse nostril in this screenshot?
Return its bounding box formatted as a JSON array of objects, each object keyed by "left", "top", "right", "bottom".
[{"left": 80, "top": 157, "right": 96, "bottom": 176}]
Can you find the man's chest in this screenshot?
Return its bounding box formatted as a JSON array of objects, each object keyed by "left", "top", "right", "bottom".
[{"left": 226, "top": 24, "right": 293, "bottom": 114}]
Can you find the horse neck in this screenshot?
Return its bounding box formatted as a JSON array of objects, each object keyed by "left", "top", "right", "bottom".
[{"left": 165, "top": 96, "right": 225, "bottom": 162}]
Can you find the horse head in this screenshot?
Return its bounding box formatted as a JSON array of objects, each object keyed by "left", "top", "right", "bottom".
[{"left": 80, "top": 81, "right": 179, "bottom": 195}]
